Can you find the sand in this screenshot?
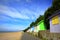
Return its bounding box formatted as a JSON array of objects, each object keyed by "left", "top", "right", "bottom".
[
  {"left": 0, "top": 32, "right": 24, "bottom": 40},
  {"left": 0, "top": 32, "right": 40, "bottom": 40}
]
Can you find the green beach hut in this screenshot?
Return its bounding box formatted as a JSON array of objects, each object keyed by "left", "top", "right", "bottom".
[
  {"left": 37, "top": 20, "right": 46, "bottom": 31},
  {"left": 34, "top": 20, "right": 46, "bottom": 32}
]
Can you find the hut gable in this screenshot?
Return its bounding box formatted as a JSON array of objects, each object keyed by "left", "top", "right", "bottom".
[{"left": 48, "top": 9, "right": 60, "bottom": 20}]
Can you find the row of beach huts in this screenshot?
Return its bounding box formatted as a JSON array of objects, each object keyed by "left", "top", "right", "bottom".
[{"left": 26, "top": 9, "right": 60, "bottom": 33}]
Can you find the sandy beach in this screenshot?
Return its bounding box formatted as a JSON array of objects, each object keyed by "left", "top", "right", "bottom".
[
  {"left": 0, "top": 32, "right": 24, "bottom": 40},
  {"left": 0, "top": 32, "right": 40, "bottom": 40}
]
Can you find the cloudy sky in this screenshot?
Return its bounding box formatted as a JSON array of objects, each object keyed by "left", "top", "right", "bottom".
[{"left": 0, "top": 0, "right": 52, "bottom": 31}]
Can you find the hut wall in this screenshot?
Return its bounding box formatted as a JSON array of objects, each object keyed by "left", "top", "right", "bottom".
[{"left": 50, "top": 15, "right": 60, "bottom": 33}]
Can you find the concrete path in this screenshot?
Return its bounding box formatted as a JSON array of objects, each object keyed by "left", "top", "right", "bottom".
[
  {"left": 21, "top": 32, "right": 40, "bottom": 40},
  {"left": 0, "top": 32, "right": 40, "bottom": 40}
]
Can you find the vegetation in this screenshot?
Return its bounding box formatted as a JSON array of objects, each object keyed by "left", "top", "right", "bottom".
[{"left": 34, "top": 15, "right": 44, "bottom": 26}]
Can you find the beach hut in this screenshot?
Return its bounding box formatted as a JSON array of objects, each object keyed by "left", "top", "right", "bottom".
[
  {"left": 27, "top": 29, "right": 31, "bottom": 32},
  {"left": 34, "top": 26, "right": 38, "bottom": 32},
  {"left": 34, "top": 20, "right": 46, "bottom": 32},
  {"left": 27, "top": 27, "right": 34, "bottom": 32},
  {"left": 37, "top": 20, "right": 46, "bottom": 31},
  {"left": 48, "top": 10, "right": 60, "bottom": 33},
  {"left": 29, "top": 27, "right": 34, "bottom": 32}
]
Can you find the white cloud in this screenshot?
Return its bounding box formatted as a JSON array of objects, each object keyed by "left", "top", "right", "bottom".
[
  {"left": 0, "top": 5, "right": 41, "bottom": 20},
  {"left": 0, "top": 5, "right": 30, "bottom": 19},
  {"left": 19, "top": 8, "right": 38, "bottom": 19}
]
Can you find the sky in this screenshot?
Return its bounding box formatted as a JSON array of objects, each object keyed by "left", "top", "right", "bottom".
[{"left": 0, "top": 0, "right": 52, "bottom": 31}]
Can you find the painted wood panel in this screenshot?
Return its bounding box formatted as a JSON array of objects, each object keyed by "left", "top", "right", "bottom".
[
  {"left": 52, "top": 16, "right": 59, "bottom": 25},
  {"left": 38, "top": 20, "right": 46, "bottom": 30}
]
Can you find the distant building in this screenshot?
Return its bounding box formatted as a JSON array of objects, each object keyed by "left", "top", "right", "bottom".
[{"left": 48, "top": 9, "right": 60, "bottom": 33}]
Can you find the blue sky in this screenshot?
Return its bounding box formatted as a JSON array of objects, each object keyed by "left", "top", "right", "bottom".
[{"left": 0, "top": 0, "right": 52, "bottom": 31}]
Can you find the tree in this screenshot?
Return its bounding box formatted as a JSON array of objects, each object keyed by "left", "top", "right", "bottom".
[{"left": 53, "top": 0, "right": 60, "bottom": 10}]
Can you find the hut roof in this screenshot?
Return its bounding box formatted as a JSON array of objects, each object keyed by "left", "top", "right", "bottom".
[
  {"left": 37, "top": 20, "right": 44, "bottom": 25},
  {"left": 48, "top": 9, "right": 60, "bottom": 20}
]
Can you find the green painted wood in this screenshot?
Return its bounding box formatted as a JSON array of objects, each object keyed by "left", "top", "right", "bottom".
[{"left": 37, "top": 20, "right": 46, "bottom": 31}]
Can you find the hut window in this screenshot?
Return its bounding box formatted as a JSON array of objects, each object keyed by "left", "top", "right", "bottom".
[{"left": 52, "top": 16, "right": 59, "bottom": 25}]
